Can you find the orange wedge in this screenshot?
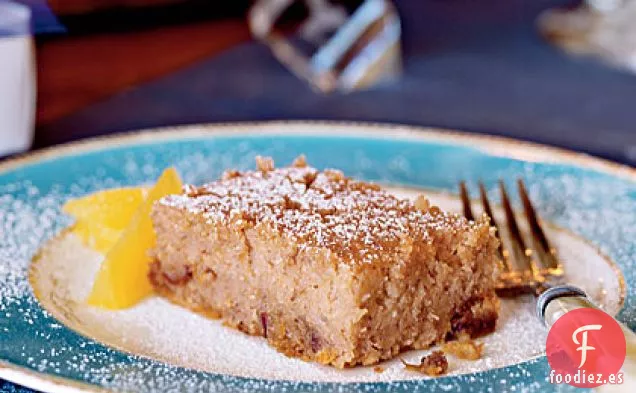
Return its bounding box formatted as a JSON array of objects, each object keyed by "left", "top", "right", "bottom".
[
  {"left": 87, "top": 167, "right": 182, "bottom": 309},
  {"left": 63, "top": 188, "right": 146, "bottom": 253},
  {"left": 63, "top": 187, "right": 146, "bottom": 228},
  {"left": 73, "top": 222, "right": 126, "bottom": 254}
]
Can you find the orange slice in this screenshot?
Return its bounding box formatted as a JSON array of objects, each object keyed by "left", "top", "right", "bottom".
[
  {"left": 73, "top": 221, "right": 126, "bottom": 254},
  {"left": 87, "top": 168, "right": 183, "bottom": 309},
  {"left": 63, "top": 187, "right": 146, "bottom": 229},
  {"left": 64, "top": 188, "right": 146, "bottom": 253}
]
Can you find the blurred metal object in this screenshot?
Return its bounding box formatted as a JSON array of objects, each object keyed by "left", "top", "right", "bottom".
[
  {"left": 249, "top": 0, "right": 402, "bottom": 93},
  {"left": 538, "top": 0, "right": 636, "bottom": 74},
  {"left": 587, "top": 0, "right": 626, "bottom": 12}
]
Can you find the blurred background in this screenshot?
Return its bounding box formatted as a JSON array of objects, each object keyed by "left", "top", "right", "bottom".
[{"left": 0, "top": 0, "right": 635, "bottom": 165}]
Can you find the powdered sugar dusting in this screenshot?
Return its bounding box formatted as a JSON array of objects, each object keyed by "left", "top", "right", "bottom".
[{"left": 160, "top": 159, "right": 482, "bottom": 266}]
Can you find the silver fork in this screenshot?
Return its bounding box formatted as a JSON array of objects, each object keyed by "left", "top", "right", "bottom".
[{"left": 459, "top": 179, "right": 636, "bottom": 389}]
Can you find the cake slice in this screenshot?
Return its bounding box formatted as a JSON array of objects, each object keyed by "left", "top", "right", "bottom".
[{"left": 149, "top": 156, "right": 500, "bottom": 368}]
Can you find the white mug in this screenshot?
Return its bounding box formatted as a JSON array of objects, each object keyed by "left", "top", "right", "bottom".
[{"left": 0, "top": 1, "right": 36, "bottom": 157}]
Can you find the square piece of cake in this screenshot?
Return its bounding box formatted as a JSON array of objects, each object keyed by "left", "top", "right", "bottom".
[{"left": 150, "top": 156, "right": 499, "bottom": 367}]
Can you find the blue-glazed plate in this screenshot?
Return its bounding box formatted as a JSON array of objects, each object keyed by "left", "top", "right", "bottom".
[{"left": 0, "top": 122, "right": 634, "bottom": 393}]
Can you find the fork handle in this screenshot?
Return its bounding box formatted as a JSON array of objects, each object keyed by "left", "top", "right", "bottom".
[{"left": 537, "top": 285, "right": 636, "bottom": 392}]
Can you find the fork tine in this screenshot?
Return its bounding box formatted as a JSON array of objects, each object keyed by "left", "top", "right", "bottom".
[
  {"left": 459, "top": 181, "right": 474, "bottom": 221},
  {"left": 517, "top": 179, "right": 563, "bottom": 275},
  {"left": 478, "top": 182, "right": 509, "bottom": 271},
  {"left": 499, "top": 180, "right": 537, "bottom": 277}
]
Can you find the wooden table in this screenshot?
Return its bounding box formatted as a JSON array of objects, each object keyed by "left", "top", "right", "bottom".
[{"left": 36, "top": 18, "right": 250, "bottom": 126}]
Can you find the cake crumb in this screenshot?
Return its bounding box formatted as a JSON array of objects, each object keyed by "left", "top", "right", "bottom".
[
  {"left": 401, "top": 351, "right": 449, "bottom": 376},
  {"left": 443, "top": 333, "right": 484, "bottom": 360},
  {"left": 414, "top": 195, "right": 430, "bottom": 211},
  {"left": 291, "top": 155, "right": 307, "bottom": 168},
  {"left": 373, "top": 366, "right": 384, "bottom": 373},
  {"left": 255, "top": 156, "right": 275, "bottom": 172},
  {"left": 222, "top": 169, "right": 241, "bottom": 180}
]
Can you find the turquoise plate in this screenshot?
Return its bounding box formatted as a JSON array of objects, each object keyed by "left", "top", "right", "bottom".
[{"left": 0, "top": 122, "right": 634, "bottom": 393}]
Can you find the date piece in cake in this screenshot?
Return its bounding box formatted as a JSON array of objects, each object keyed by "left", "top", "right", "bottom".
[{"left": 150, "top": 156, "right": 500, "bottom": 368}]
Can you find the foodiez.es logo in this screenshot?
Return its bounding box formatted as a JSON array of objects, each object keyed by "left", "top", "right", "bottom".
[
  {"left": 572, "top": 324, "right": 602, "bottom": 368},
  {"left": 546, "top": 308, "right": 626, "bottom": 388}
]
